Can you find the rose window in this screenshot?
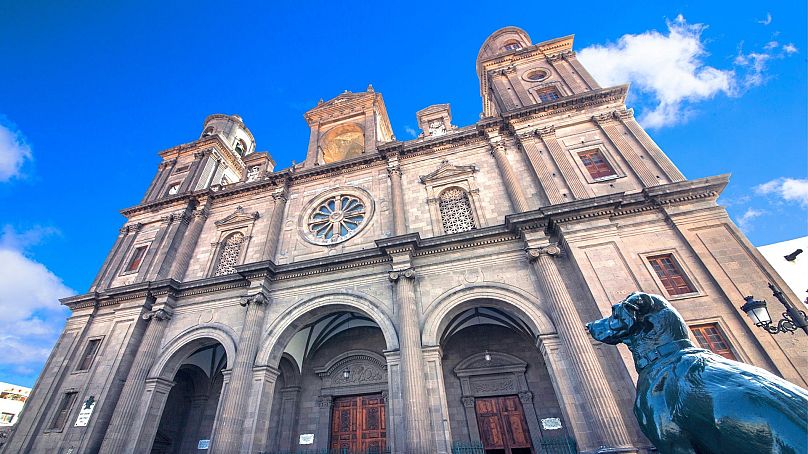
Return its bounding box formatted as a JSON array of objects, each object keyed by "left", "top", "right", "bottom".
[{"left": 307, "top": 194, "right": 367, "bottom": 243}]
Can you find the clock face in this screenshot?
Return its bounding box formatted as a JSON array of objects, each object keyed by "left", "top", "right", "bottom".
[{"left": 321, "top": 125, "right": 364, "bottom": 164}]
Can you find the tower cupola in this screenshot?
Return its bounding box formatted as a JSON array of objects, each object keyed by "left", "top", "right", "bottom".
[{"left": 201, "top": 114, "right": 256, "bottom": 157}]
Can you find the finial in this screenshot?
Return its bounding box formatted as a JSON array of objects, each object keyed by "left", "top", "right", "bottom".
[
  {"left": 318, "top": 98, "right": 324, "bottom": 105},
  {"left": 367, "top": 84, "right": 374, "bottom": 92}
]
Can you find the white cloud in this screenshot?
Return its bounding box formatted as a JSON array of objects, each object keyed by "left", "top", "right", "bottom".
[
  {"left": 578, "top": 15, "right": 733, "bottom": 129},
  {"left": 0, "top": 226, "right": 73, "bottom": 378},
  {"left": 404, "top": 126, "right": 418, "bottom": 138},
  {"left": 755, "top": 178, "right": 808, "bottom": 207},
  {"left": 578, "top": 15, "right": 798, "bottom": 129},
  {"left": 736, "top": 207, "right": 765, "bottom": 232},
  {"left": 757, "top": 13, "right": 772, "bottom": 26},
  {"left": 0, "top": 120, "right": 33, "bottom": 182}
]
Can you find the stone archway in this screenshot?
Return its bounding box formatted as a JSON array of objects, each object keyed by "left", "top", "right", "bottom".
[
  {"left": 422, "top": 285, "right": 585, "bottom": 453},
  {"left": 131, "top": 324, "right": 237, "bottom": 452},
  {"left": 245, "top": 293, "right": 400, "bottom": 453}
]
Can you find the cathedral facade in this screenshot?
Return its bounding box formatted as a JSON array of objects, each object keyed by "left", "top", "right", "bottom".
[{"left": 4, "top": 27, "right": 805, "bottom": 454}]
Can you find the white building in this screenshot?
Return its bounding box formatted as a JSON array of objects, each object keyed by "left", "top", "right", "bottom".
[
  {"left": 0, "top": 383, "right": 30, "bottom": 426},
  {"left": 758, "top": 236, "right": 808, "bottom": 302}
]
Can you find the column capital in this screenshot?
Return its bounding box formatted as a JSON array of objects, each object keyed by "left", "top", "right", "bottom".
[
  {"left": 560, "top": 49, "right": 577, "bottom": 60},
  {"left": 120, "top": 222, "right": 143, "bottom": 235},
  {"left": 614, "top": 108, "right": 634, "bottom": 120},
  {"left": 318, "top": 395, "right": 333, "bottom": 408},
  {"left": 518, "top": 391, "right": 534, "bottom": 404},
  {"left": 593, "top": 112, "right": 616, "bottom": 126},
  {"left": 240, "top": 291, "right": 269, "bottom": 307},
  {"left": 536, "top": 125, "right": 556, "bottom": 139},
  {"left": 546, "top": 52, "right": 564, "bottom": 62},
  {"left": 142, "top": 308, "right": 172, "bottom": 322},
  {"left": 271, "top": 186, "right": 289, "bottom": 202},
  {"left": 462, "top": 396, "right": 476, "bottom": 408},
  {"left": 525, "top": 244, "right": 562, "bottom": 261},
  {"left": 489, "top": 142, "right": 507, "bottom": 156},
  {"left": 388, "top": 267, "right": 416, "bottom": 281}
]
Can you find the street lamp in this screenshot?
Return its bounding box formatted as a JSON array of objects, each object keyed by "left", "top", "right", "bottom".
[{"left": 740, "top": 283, "right": 808, "bottom": 335}]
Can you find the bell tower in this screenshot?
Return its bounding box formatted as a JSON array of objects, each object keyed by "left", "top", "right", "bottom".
[
  {"left": 302, "top": 86, "right": 394, "bottom": 167},
  {"left": 477, "top": 27, "right": 600, "bottom": 116}
]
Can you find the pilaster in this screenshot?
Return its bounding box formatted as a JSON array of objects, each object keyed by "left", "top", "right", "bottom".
[
  {"left": 536, "top": 126, "right": 588, "bottom": 200},
  {"left": 261, "top": 182, "right": 290, "bottom": 261},
  {"left": 525, "top": 239, "right": 635, "bottom": 452},
  {"left": 593, "top": 113, "right": 659, "bottom": 187},
  {"left": 489, "top": 140, "right": 530, "bottom": 212},
  {"left": 387, "top": 154, "right": 408, "bottom": 236},
  {"left": 614, "top": 108, "right": 685, "bottom": 182},
  {"left": 100, "top": 302, "right": 174, "bottom": 453},
  {"left": 211, "top": 290, "right": 270, "bottom": 453},
  {"left": 168, "top": 200, "right": 210, "bottom": 280},
  {"left": 516, "top": 133, "right": 564, "bottom": 204}
]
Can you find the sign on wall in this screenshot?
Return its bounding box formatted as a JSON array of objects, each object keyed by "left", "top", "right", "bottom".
[
  {"left": 198, "top": 439, "right": 210, "bottom": 449},
  {"left": 74, "top": 396, "right": 96, "bottom": 427},
  {"left": 299, "top": 434, "right": 315, "bottom": 445}
]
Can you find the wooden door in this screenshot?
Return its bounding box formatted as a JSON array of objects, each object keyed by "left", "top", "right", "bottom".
[
  {"left": 331, "top": 394, "right": 386, "bottom": 452},
  {"left": 476, "top": 396, "right": 533, "bottom": 454}
]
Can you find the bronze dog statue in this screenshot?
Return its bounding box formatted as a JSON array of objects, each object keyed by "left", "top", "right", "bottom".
[{"left": 587, "top": 292, "right": 807, "bottom": 454}]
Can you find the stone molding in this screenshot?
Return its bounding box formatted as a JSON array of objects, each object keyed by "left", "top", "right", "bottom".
[
  {"left": 388, "top": 267, "right": 416, "bottom": 281},
  {"left": 525, "top": 244, "right": 562, "bottom": 261},
  {"left": 241, "top": 292, "right": 268, "bottom": 307},
  {"left": 142, "top": 308, "right": 172, "bottom": 322}
]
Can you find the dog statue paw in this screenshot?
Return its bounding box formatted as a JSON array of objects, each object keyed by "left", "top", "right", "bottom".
[{"left": 587, "top": 292, "right": 808, "bottom": 454}]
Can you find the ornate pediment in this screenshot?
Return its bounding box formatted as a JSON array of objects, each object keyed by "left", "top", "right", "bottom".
[
  {"left": 214, "top": 206, "right": 259, "bottom": 226},
  {"left": 419, "top": 159, "right": 478, "bottom": 184},
  {"left": 315, "top": 350, "right": 388, "bottom": 389}
]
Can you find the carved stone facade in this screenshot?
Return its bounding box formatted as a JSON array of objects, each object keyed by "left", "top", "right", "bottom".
[{"left": 5, "top": 26, "right": 805, "bottom": 454}]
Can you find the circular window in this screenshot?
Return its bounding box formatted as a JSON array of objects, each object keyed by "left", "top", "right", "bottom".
[
  {"left": 301, "top": 188, "right": 374, "bottom": 245},
  {"left": 523, "top": 69, "right": 549, "bottom": 82}
]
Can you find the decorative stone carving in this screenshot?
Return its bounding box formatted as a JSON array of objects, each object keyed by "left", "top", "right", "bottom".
[
  {"left": 315, "top": 350, "right": 389, "bottom": 392},
  {"left": 536, "top": 125, "right": 556, "bottom": 138},
  {"left": 298, "top": 186, "right": 375, "bottom": 246},
  {"left": 318, "top": 395, "right": 333, "bottom": 408},
  {"left": 142, "top": 308, "right": 172, "bottom": 322},
  {"left": 240, "top": 292, "right": 268, "bottom": 307},
  {"left": 462, "top": 397, "right": 476, "bottom": 408},
  {"left": 214, "top": 206, "right": 260, "bottom": 227},
  {"left": 470, "top": 378, "right": 515, "bottom": 393},
  {"left": 518, "top": 391, "right": 533, "bottom": 404},
  {"left": 388, "top": 268, "right": 415, "bottom": 281},
  {"left": 525, "top": 244, "right": 562, "bottom": 261}
]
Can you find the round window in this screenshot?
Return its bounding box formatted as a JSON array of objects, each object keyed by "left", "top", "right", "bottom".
[
  {"left": 301, "top": 189, "right": 374, "bottom": 245},
  {"left": 524, "top": 69, "right": 549, "bottom": 82}
]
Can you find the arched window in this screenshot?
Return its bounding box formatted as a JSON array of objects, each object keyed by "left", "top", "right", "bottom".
[
  {"left": 503, "top": 41, "right": 522, "bottom": 51},
  {"left": 234, "top": 140, "right": 246, "bottom": 156},
  {"left": 214, "top": 232, "right": 245, "bottom": 276},
  {"left": 438, "top": 188, "right": 476, "bottom": 234}
]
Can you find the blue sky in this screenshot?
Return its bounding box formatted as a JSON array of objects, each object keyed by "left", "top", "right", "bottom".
[{"left": 0, "top": 1, "right": 805, "bottom": 386}]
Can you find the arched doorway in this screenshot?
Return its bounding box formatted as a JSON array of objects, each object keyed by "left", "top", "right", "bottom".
[
  {"left": 264, "top": 311, "right": 389, "bottom": 453},
  {"left": 437, "top": 301, "right": 573, "bottom": 454},
  {"left": 149, "top": 342, "right": 227, "bottom": 453}
]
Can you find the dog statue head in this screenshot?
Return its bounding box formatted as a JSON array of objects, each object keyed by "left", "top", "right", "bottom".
[{"left": 586, "top": 292, "right": 690, "bottom": 352}]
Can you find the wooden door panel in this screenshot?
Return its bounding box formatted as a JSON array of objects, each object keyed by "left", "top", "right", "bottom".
[
  {"left": 474, "top": 395, "right": 534, "bottom": 453},
  {"left": 331, "top": 394, "right": 386, "bottom": 452}
]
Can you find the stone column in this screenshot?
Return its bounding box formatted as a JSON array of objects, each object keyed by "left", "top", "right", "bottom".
[
  {"left": 490, "top": 142, "right": 530, "bottom": 212},
  {"left": 210, "top": 292, "right": 269, "bottom": 453},
  {"left": 99, "top": 307, "right": 173, "bottom": 453},
  {"left": 546, "top": 53, "right": 580, "bottom": 94},
  {"left": 526, "top": 244, "right": 634, "bottom": 452},
  {"left": 563, "top": 51, "right": 600, "bottom": 90},
  {"left": 461, "top": 396, "right": 481, "bottom": 443},
  {"left": 537, "top": 126, "right": 588, "bottom": 200},
  {"left": 422, "top": 346, "right": 452, "bottom": 454},
  {"left": 389, "top": 267, "right": 433, "bottom": 453},
  {"left": 614, "top": 108, "right": 685, "bottom": 182},
  {"left": 387, "top": 158, "right": 407, "bottom": 236},
  {"left": 315, "top": 395, "right": 333, "bottom": 450},
  {"left": 593, "top": 113, "right": 658, "bottom": 187},
  {"left": 261, "top": 185, "right": 289, "bottom": 261},
  {"left": 168, "top": 202, "right": 209, "bottom": 280},
  {"left": 276, "top": 386, "right": 301, "bottom": 451},
  {"left": 179, "top": 150, "right": 208, "bottom": 193},
  {"left": 518, "top": 391, "right": 544, "bottom": 452}
]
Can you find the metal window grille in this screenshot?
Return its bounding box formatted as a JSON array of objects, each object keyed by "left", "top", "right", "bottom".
[
  {"left": 214, "top": 232, "right": 245, "bottom": 276},
  {"left": 439, "top": 188, "right": 476, "bottom": 234}
]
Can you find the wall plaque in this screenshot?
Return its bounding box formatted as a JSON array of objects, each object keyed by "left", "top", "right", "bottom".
[
  {"left": 198, "top": 439, "right": 210, "bottom": 449},
  {"left": 299, "top": 433, "right": 315, "bottom": 445},
  {"left": 541, "top": 417, "right": 562, "bottom": 430},
  {"left": 74, "top": 396, "right": 96, "bottom": 427}
]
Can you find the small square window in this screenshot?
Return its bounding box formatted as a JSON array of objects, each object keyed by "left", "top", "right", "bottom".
[
  {"left": 647, "top": 254, "right": 695, "bottom": 296},
  {"left": 76, "top": 339, "right": 102, "bottom": 371},
  {"left": 1, "top": 412, "right": 14, "bottom": 424},
  {"left": 124, "top": 246, "right": 148, "bottom": 273},
  {"left": 578, "top": 150, "right": 616, "bottom": 179},
  {"left": 535, "top": 87, "right": 560, "bottom": 103},
  {"left": 503, "top": 42, "right": 522, "bottom": 51},
  {"left": 49, "top": 392, "right": 78, "bottom": 430},
  {"left": 690, "top": 324, "right": 736, "bottom": 360}
]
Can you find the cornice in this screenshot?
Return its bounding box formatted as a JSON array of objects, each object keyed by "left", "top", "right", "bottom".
[{"left": 503, "top": 85, "right": 629, "bottom": 123}]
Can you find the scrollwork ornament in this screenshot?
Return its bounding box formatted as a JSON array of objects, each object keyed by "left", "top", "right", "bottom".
[
  {"left": 525, "top": 244, "right": 562, "bottom": 261},
  {"left": 518, "top": 391, "right": 534, "bottom": 404},
  {"left": 462, "top": 396, "right": 476, "bottom": 408},
  {"left": 318, "top": 395, "right": 333, "bottom": 408},
  {"left": 536, "top": 125, "right": 556, "bottom": 138},
  {"left": 388, "top": 267, "right": 416, "bottom": 281},
  {"left": 241, "top": 292, "right": 268, "bottom": 307},
  {"left": 143, "top": 308, "right": 172, "bottom": 322}
]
